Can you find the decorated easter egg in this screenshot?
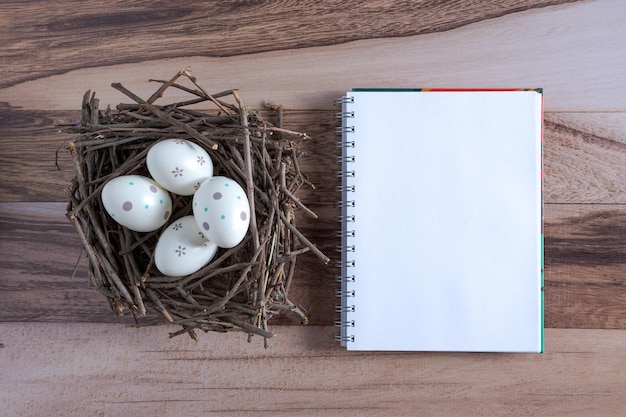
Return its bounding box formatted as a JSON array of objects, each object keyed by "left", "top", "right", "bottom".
[
  {"left": 192, "top": 176, "right": 250, "bottom": 248},
  {"left": 146, "top": 138, "right": 213, "bottom": 196},
  {"left": 154, "top": 215, "right": 218, "bottom": 277},
  {"left": 101, "top": 175, "right": 172, "bottom": 232}
]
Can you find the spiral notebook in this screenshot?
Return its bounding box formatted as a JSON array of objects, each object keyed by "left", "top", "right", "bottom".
[{"left": 334, "top": 88, "right": 544, "bottom": 352}]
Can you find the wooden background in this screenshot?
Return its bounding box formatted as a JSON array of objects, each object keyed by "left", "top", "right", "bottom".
[{"left": 1, "top": 0, "right": 625, "bottom": 415}]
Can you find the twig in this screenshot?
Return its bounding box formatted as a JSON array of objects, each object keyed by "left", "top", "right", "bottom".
[
  {"left": 280, "top": 162, "right": 318, "bottom": 219},
  {"left": 111, "top": 82, "right": 219, "bottom": 150},
  {"left": 205, "top": 245, "right": 264, "bottom": 314},
  {"left": 145, "top": 288, "right": 173, "bottom": 322},
  {"left": 235, "top": 95, "right": 261, "bottom": 252},
  {"left": 179, "top": 69, "right": 238, "bottom": 115},
  {"left": 146, "top": 70, "right": 185, "bottom": 104},
  {"left": 279, "top": 211, "right": 329, "bottom": 264}
]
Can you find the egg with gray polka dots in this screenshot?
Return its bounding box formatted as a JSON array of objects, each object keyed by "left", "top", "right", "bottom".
[
  {"left": 192, "top": 176, "right": 250, "bottom": 248},
  {"left": 101, "top": 175, "right": 172, "bottom": 232}
]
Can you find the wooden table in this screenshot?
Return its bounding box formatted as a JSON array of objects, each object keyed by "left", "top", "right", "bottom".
[{"left": 1, "top": 1, "right": 625, "bottom": 415}]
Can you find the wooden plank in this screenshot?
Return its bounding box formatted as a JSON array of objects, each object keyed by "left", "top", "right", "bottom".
[
  {"left": 1, "top": 324, "right": 625, "bottom": 417},
  {"left": 544, "top": 113, "right": 626, "bottom": 204},
  {"left": 0, "top": 201, "right": 337, "bottom": 326},
  {"left": 544, "top": 204, "right": 626, "bottom": 328},
  {"left": 2, "top": 201, "right": 625, "bottom": 329},
  {"left": 0, "top": 105, "right": 79, "bottom": 202},
  {"left": 0, "top": 0, "right": 582, "bottom": 89},
  {"left": 2, "top": 108, "right": 626, "bottom": 204},
  {"left": 2, "top": 109, "right": 624, "bottom": 327},
  {"left": 0, "top": 107, "right": 341, "bottom": 203},
  {"left": 1, "top": 0, "right": 624, "bottom": 111},
  {"left": 0, "top": 202, "right": 118, "bottom": 322}
]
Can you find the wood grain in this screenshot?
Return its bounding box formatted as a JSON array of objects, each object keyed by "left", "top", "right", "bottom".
[
  {"left": 0, "top": 201, "right": 338, "bottom": 325},
  {"left": 2, "top": 109, "right": 625, "bottom": 204},
  {"left": 0, "top": 107, "right": 341, "bottom": 202},
  {"left": 0, "top": 0, "right": 578, "bottom": 89},
  {"left": 1, "top": 107, "right": 624, "bottom": 328},
  {"left": 3, "top": 201, "right": 625, "bottom": 329},
  {"left": 544, "top": 204, "right": 626, "bottom": 328},
  {"left": 0, "top": 106, "right": 79, "bottom": 202},
  {"left": 0, "top": 202, "right": 114, "bottom": 322},
  {"left": 544, "top": 113, "right": 626, "bottom": 204},
  {"left": 1, "top": 324, "right": 625, "bottom": 417},
  {"left": 2, "top": 0, "right": 625, "bottom": 111}
]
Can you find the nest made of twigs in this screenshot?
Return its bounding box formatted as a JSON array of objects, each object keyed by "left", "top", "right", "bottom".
[{"left": 65, "top": 70, "right": 328, "bottom": 344}]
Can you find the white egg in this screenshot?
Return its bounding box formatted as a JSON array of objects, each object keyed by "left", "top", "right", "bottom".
[
  {"left": 146, "top": 138, "right": 213, "bottom": 196},
  {"left": 192, "top": 176, "right": 250, "bottom": 248},
  {"left": 101, "top": 175, "right": 172, "bottom": 232},
  {"left": 154, "top": 215, "right": 218, "bottom": 277}
]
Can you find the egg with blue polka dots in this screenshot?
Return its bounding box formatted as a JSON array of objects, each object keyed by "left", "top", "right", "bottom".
[
  {"left": 192, "top": 176, "right": 250, "bottom": 248},
  {"left": 101, "top": 175, "right": 172, "bottom": 232}
]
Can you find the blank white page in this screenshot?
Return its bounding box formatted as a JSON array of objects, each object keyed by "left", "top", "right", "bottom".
[{"left": 341, "top": 90, "right": 543, "bottom": 352}]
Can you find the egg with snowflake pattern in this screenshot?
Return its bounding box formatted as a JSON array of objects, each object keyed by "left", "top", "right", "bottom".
[
  {"left": 146, "top": 138, "right": 213, "bottom": 196},
  {"left": 154, "top": 215, "right": 218, "bottom": 277}
]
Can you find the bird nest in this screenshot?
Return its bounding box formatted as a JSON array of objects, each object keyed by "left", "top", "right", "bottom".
[{"left": 65, "top": 70, "right": 328, "bottom": 345}]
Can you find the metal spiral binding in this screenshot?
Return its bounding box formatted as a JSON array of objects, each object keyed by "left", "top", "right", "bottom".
[
  {"left": 335, "top": 200, "right": 355, "bottom": 208},
  {"left": 335, "top": 229, "right": 355, "bottom": 238},
  {"left": 335, "top": 304, "right": 355, "bottom": 313},
  {"left": 334, "top": 273, "right": 355, "bottom": 283},
  {"left": 335, "top": 185, "right": 355, "bottom": 193},
  {"left": 335, "top": 259, "right": 355, "bottom": 268},
  {"left": 335, "top": 289, "right": 356, "bottom": 298},
  {"left": 336, "top": 170, "right": 355, "bottom": 178},
  {"left": 334, "top": 318, "right": 355, "bottom": 328},
  {"left": 334, "top": 334, "right": 355, "bottom": 343},
  {"left": 334, "top": 125, "right": 355, "bottom": 135},
  {"left": 334, "top": 95, "right": 356, "bottom": 344},
  {"left": 335, "top": 155, "right": 355, "bottom": 164},
  {"left": 333, "top": 96, "right": 355, "bottom": 106},
  {"left": 335, "top": 244, "right": 355, "bottom": 253},
  {"left": 334, "top": 111, "right": 355, "bottom": 119},
  {"left": 335, "top": 140, "right": 355, "bottom": 149},
  {"left": 337, "top": 215, "right": 355, "bottom": 223}
]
